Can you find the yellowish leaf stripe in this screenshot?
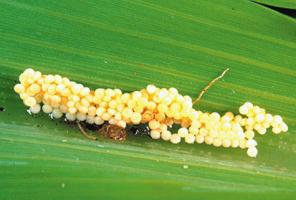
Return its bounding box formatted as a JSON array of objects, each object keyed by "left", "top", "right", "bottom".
[
  {"left": 1, "top": 124, "right": 296, "bottom": 183},
  {"left": 1, "top": 33, "right": 295, "bottom": 108},
  {"left": 128, "top": 0, "right": 296, "bottom": 49},
  {"left": 0, "top": 154, "right": 289, "bottom": 192},
  {"left": 1, "top": 1, "right": 295, "bottom": 77}
]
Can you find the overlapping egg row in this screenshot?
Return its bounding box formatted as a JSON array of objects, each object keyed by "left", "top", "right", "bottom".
[{"left": 14, "top": 68, "right": 288, "bottom": 157}]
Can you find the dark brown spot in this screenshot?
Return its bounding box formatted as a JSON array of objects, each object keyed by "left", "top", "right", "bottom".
[
  {"left": 99, "top": 124, "right": 127, "bottom": 141},
  {"left": 0, "top": 107, "right": 5, "bottom": 112}
]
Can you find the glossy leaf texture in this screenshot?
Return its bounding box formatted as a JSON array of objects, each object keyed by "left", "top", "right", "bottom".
[{"left": 0, "top": 0, "right": 295, "bottom": 199}]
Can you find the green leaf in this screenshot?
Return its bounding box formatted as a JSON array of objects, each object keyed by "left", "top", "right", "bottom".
[{"left": 0, "top": 0, "right": 295, "bottom": 199}]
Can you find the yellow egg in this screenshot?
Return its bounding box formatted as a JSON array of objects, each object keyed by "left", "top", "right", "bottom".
[
  {"left": 247, "top": 147, "right": 258, "bottom": 158},
  {"left": 150, "top": 130, "right": 161, "bottom": 139},
  {"left": 195, "top": 135, "right": 204, "bottom": 144},
  {"left": 14, "top": 84, "right": 25, "bottom": 93},
  {"left": 24, "top": 97, "right": 36, "bottom": 107},
  {"left": 161, "top": 130, "right": 172, "bottom": 141},
  {"left": 148, "top": 120, "right": 160, "bottom": 130},
  {"left": 185, "top": 134, "right": 195, "bottom": 144},
  {"left": 131, "top": 112, "right": 142, "bottom": 124},
  {"left": 178, "top": 127, "right": 189, "bottom": 138},
  {"left": 146, "top": 85, "right": 157, "bottom": 94},
  {"left": 30, "top": 104, "right": 41, "bottom": 114},
  {"left": 170, "top": 134, "right": 181, "bottom": 144}
]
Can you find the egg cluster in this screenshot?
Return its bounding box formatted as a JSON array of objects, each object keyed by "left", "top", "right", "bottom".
[{"left": 14, "top": 68, "right": 288, "bottom": 158}]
